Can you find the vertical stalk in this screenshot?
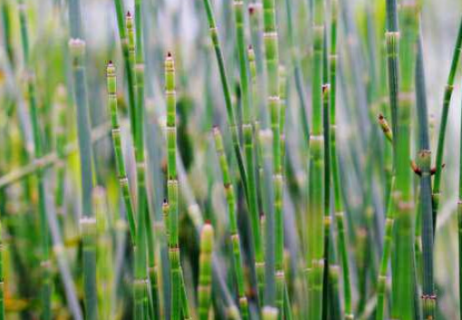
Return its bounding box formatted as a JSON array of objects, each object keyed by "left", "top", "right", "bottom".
[
  {"left": 376, "top": 178, "right": 395, "bottom": 320},
  {"left": 432, "top": 17, "right": 462, "bottom": 230},
  {"left": 198, "top": 223, "right": 214, "bottom": 320},
  {"left": 18, "top": 2, "right": 52, "bottom": 319},
  {"left": 329, "top": 1, "right": 353, "bottom": 318},
  {"left": 201, "top": 0, "right": 249, "bottom": 201},
  {"left": 113, "top": 0, "right": 137, "bottom": 141},
  {"left": 262, "top": 0, "right": 285, "bottom": 313},
  {"left": 308, "top": 0, "right": 325, "bottom": 319},
  {"left": 321, "top": 29, "right": 331, "bottom": 320},
  {"left": 69, "top": 38, "right": 98, "bottom": 320},
  {"left": 107, "top": 62, "right": 137, "bottom": 245},
  {"left": 68, "top": 0, "right": 97, "bottom": 317},
  {"left": 166, "top": 53, "right": 185, "bottom": 320},
  {"left": 233, "top": 0, "right": 263, "bottom": 303},
  {"left": 213, "top": 127, "right": 249, "bottom": 319},
  {"left": 415, "top": 33, "right": 436, "bottom": 320},
  {"left": 393, "top": 3, "right": 419, "bottom": 320},
  {"left": 132, "top": 0, "right": 152, "bottom": 317}
]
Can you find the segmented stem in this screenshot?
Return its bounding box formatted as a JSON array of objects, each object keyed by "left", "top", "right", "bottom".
[
  {"left": 433, "top": 16, "right": 462, "bottom": 231},
  {"left": 213, "top": 128, "right": 249, "bottom": 319},
  {"left": 201, "top": 0, "right": 248, "bottom": 201},
  {"left": 107, "top": 62, "right": 137, "bottom": 245},
  {"left": 262, "top": 0, "right": 285, "bottom": 313},
  {"left": 113, "top": 0, "right": 137, "bottom": 140},
  {"left": 233, "top": 0, "right": 262, "bottom": 302},
  {"left": 393, "top": 3, "right": 419, "bottom": 320},
  {"left": 198, "top": 224, "right": 214, "bottom": 320}
]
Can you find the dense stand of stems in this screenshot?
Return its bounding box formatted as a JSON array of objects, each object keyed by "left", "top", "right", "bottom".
[
  {"left": 113, "top": 0, "right": 137, "bottom": 141},
  {"left": 214, "top": 128, "right": 249, "bottom": 319},
  {"left": 232, "top": 0, "right": 263, "bottom": 304},
  {"left": 18, "top": 2, "right": 52, "bottom": 318},
  {"left": 201, "top": 0, "right": 249, "bottom": 201}
]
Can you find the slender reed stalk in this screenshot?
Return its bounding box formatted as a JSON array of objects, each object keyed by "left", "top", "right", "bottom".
[
  {"left": 415, "top": 33, "right": 436, "bottom": 320},
  {"left": 94, "top": 188, "right": 113, "bottom": 320},
  {"left": 213, "top": 127, "right": 249, "bottom": 319},
  {"left": 166, "top": 52, "right": 186, "bottom": 320},
  {"left": 432, "top": 16, "right": 462, "bottom": 230},
  {"left": 329, "top": 2, "right": 352, "bottom": 319},
  {"left": 376, "top": 178, "right": 395, "bottom": 320},
  {"left": 112, "top": 0, "right": 137, "bottom": 140},
  {"left": 198, "top": 223, "right": 214, "bottom": 320},
  {"left": 131, "top": 0, "right": 152, "bottom": 317},
  {"left": 321, "top": 30, "right": 331, "bottom": 320},
  {"left": 68, "top": 0, "right": 98, "bottom": 317},
  {"left": 18, "top": 2, "right": 52, "bottom": 318},
  {"left": 201, "top": 0, "right": 248, "bottom": 201},
  {"left": 107, "top": 62, "right": 136, "bottom": 245},
  {"left": 261, "top": 0, "right": 285, "bottom": 313},
  {"left": 392, "top": 3, "right": 419, "bottom": 320},
  {"left": 308, "top": 0, "right": 326, "bottom": 318},
  {"left": 385, "top": 0, "right": 400, "bottom": 149},
  {"left": 233, "top": 0, "right": 263, "bottom": 304}
]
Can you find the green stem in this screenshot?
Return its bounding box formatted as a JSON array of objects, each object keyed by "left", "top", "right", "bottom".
[
  {"left": 18, "top": 2, "right": 53, "bottom": 318},
  {"left": 308, "top": 0, "right": 325, "bottom": 319},
  {"left": 415, "top": 32, "right": 436, "bottom": 320},
  {"left": 165, "top": 53, "right": 187, "bottom": 320},
  {"left": 432, "top": 16, "right": 462, "bottom": 231},
  {"left": 233, "top": 0, "right": 263, "bottom": 304},
  {"left": 107, "top": 62, "right": 137, "bottom": 245},
  {"left": 201, "top": 0, "right": 248, "bottom": 201},
  {"left": 113, "top": 0, "right": 137, "bottom": 141},
  {"left": 198, "top": 224, "right": 214, "bottom": 320},
  {"left": 392, "top": 3, "right": 419, "bottom": 320},
  {"left": 262, "top": 0, "right": 285, "bottom": 314},
  {"left": 213, "top": 128, "right": 249, "bottom": 319}
]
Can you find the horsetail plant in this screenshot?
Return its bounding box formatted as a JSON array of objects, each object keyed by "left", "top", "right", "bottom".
[
  {"left": 392, "top": 3, "right": 419, "bottom": 320},
  {"left": 308, "top": 0, "right": 326, "bottom": 318},
  {"left": 18, "top": 1, "right": 52, "bottom": 318},
  {"left": 232, "top": 0, "right": 264, "bottom": 304},
  {"left": 201, "top": 0, "right": 249, "bottom": 202},
  {"left": 213, "top": 127, "right": 249, "bottom": 319},
  {"left": 415, "top": 33, "right": 436, "bottom": 319},
  {"left": 329, "top": 1, "right": 353, "bottom": 318},
  {"left": 198, "top": 223, "right": 214, "bottom": 320},
  {"left": 107, "top": 61, "right": 136, "bottom": 245},
  {"left": 165, "top": 52, "right": 186, "bottom": 320},
  {"left": 432, "top": 16, "right": 462, "bottom": 230},
  {"left": 261, "top": 0, "right": 286, "bottom": 313},
  {"left": 113, "top": 0, "right": 137, "bottom": 141},
  {"left": 68, "top": 0, "right": 99, "bottom": 316}
]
